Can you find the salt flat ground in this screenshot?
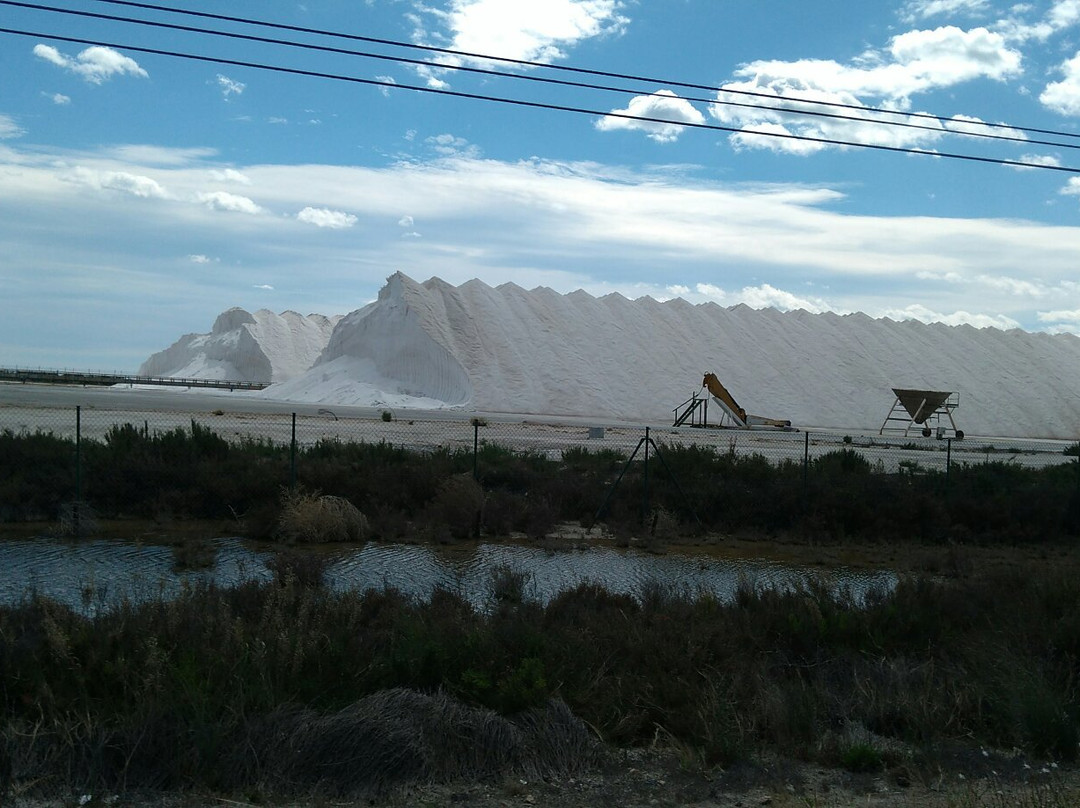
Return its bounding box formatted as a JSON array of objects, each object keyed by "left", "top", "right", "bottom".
[{"left": 0, "top": 382, "right": 1073, "bottom": 473}]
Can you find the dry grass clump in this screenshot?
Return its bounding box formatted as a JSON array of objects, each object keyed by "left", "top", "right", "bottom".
[
  {"left": 276, "top": 488, "right": 368, "bottom": 543},
  {"left": 56, "top": 501, "right": 99, "bottom": 538},
  {"left": 243, "top": 689, "right": 600, "bottom": 797}
]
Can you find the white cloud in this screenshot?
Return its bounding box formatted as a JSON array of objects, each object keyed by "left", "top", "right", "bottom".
[
  {"left": 975, "top": 274, "right": 1046, "bottom": 297},
  {"left": 253, "top": 284, "right": 275, "bottom": 290},
  {"left": 188, "top": 254, "right": 214, "bottom": 264},
  {"left": 596, "top": 90, "right": 705, "bottom": 143},
  {"left": 881, "top": 303, "right": 1021, "bottom": 329},
  {"left": 0, "top": 114, "right": 24, "bottom": 139},
  {"left": 297, "top": 207, "right": 358, "bottom": 228},
  {"left": 67, "top": 167, "right": 169, "bottom": 199},
  {"left": 412, "top": 0, "right": 627, "bottom": 86},
  {"left": 1011, "top": 154, "right": 1062, "bottom": 170},
  {"left": 215, "top": 74, "right": 245, "bottom": 98},
  {"left": 901, "top": 0, "right": 989, "bottom": 21},
  {"left": 1049, "top": 0, "right": 1080, "bottom": 29},
  {"left": 209, "top": 168, "right": 252, "bottom": 184},
  {"left": 996, "top": 0, "right": 1080, "bottom": 42},
  {"left": 695, "top": 283, "right": 726, "bottom": 302},
  {"left": 943, "top": 114, "right": 1025, "bottom": 139},
  {"left": 693, "top": 282, "right": 833, "bottom": 312},
  {"left": 728, "top": 123, "right": 829, "bottom": 155},
  {"left": 425, "top": 133, "right": 481, "bottom": 157},
  {"left": 916, "top": 270, "right": 965, "bottom": 282},
  {"left": 106, "top": 145, "right": 218, "bottom": 166},
  {"left": 1040, "top": 53, "right": 1080, "bottom": 115},
  {"left": 375, "top": 75, "right": 397, "bottom": 97},
  {"left": 439, "top": 0, "right": 627, "bottom": 62},
  {"left": 33, "top": 44, "right": 148, "bottom": 84},
  {"left": 44, "top": 92, "right": 70, "bottom": 105},
  {"left": 1037, "top": 308, "right": 1080, "bottom": 323},
  {"left": 737, "top": 284, "right": 833, "bottom": 313},
  {"left": 713, "top": 26, "right": 1022, "bottom": 154},
  {"left": 197, "top": 191, "right": 264, "bottom": 214},
  {"left": 6, "top": 145, "right": 1080, "bottom": 336},
  {"left": 1060, "top": 177, "right": 1080, "bottom": 196}
]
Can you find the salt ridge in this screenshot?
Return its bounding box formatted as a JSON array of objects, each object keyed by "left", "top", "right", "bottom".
[
  {"left": 139, "top": 308, "right": 341, "bottom": 383},
  {"left": 145, "top": 273, "right": 1080, "bottom": 439}
]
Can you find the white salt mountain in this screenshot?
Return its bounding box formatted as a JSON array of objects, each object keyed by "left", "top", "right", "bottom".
[
  {"left": 261, "top": 273, "right": 1080, "bottom": 440},
  {"left": 139, "top": 308, "right": 341, "bottom": 384},
  {"left": 145, "top": 273, "right": 1080, "bottom": 439}
]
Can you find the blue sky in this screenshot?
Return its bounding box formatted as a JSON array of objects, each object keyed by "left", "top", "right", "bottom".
[{"left": 4, "top": 0, "right": 1080, "bottom": 370}]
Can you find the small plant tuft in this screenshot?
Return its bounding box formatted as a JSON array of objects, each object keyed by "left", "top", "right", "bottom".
[
  {"left": 840, "top": 741, "right": 884, "bottom": 773},
  {"left": 276, "top": 488, "right": 368, "bottom": 543}
]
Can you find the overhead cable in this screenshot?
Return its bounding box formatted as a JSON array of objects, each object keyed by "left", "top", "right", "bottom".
[
  {"left": 3, "top": 23, "right": 1079, "bottom": 173},
  {"left": 4, "top": 0, "right": 1078, "bottom": 152},
  {"left": 74, "top": 0, "right": 1080, "bottom": 142}
]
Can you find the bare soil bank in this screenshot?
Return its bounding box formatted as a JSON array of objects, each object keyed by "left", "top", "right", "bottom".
[{"left": 16, "top": 751, "right": 1079, "bottom": 808}]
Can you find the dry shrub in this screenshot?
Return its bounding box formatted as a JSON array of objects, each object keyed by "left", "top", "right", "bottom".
[
  {"left": 56, "top": 501, "right": 99, "bottom": 538},
  {"left": 427, "top": 474, "right": 484, "bottom": 539},
  {"left": 266, "top": 549, "right": 331, "bottom": 588},
  {"left": 276, "top": 488, "right": 368, "bottom": 543},
  {"left": 242, "top": 688, "right": 600, "bottom": 798}
]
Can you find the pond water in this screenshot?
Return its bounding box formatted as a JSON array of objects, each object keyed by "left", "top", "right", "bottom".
[{"left": 0, "top": 537, "right": 898, "bottom": 615}]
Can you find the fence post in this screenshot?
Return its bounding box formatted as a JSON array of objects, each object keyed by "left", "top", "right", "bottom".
[
  {"left": 290, "top": 412, "right": 297, "bottom": 489},
  {"left": 473, "top": 419, "right": 479, "bottom": 481},
  {"left": 642, "top": 426, "right": 650, "bottom": 520},
  {"left": 75, "top": 405, "right": 82, "bottom": 536},
  {"left": 946, "top": 436, "right": 952, "bottom": 491},
  {"left": 803, "top": 430, "right": 809, "bottom": 490}
]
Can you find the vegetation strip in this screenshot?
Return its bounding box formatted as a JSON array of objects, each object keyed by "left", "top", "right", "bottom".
[
  {"left": 2, "top": 422, "right": 1079, "bottom": 542},
  {"left": 2, "top": 560, "right": 1079, "bottom": 799}
]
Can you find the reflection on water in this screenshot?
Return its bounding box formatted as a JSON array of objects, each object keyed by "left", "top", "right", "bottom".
[{"left": 0, "top": 537, "right": 897, "bottom": 614}]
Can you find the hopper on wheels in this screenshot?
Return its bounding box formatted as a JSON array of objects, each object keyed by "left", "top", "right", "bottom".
[{"left": 879, "top": 388, "right": 964, "bottom": 439}]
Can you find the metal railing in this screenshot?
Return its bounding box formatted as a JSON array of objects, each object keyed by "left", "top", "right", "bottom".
[{"left": 0, "top": 367, "right": 267, "bottom": 390}]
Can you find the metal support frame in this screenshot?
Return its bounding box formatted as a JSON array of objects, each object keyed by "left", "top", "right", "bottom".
[{"left": 592, "top": 427, "right": 701, "bottom": 528}]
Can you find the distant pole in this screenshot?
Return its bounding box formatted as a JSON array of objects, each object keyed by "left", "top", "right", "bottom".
[
  {"left": 803, "top": 431, "right": 810, "bottom": 490},
  {"left": 290, "top": 412, "right": 297, "bottom": 489},
  {"left": 75, "top": 406, "right": 82, "bottom": 536},
  {"left": 643, "top": 426, "right": 650, "bottom": 521},
  {"left": 473, "top": 420, "right": 479, "bottom": 481},
  {"left": 946, "top": 437, "right": 952, "bottom": 490}
]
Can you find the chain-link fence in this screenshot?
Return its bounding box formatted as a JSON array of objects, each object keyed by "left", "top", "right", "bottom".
[{"left": 2, "top": 402, "right": 1078, "bottom": 539}]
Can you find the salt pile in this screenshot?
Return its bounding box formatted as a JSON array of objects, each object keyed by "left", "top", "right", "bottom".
[
  {"left": 146, "top": 273, "right": 1080, "bottom": 439},
  {"left": 139, "top": 308, "right": 341, "bottom": 383}
]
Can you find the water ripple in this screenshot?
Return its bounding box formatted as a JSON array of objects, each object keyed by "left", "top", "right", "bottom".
[{"left": 0, "top": 538, "right": 896, "bottom": 614}]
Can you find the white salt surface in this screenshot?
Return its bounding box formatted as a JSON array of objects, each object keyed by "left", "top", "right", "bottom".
[{"left": 141, "top": 273, "right": 1080, "bottom": 439}]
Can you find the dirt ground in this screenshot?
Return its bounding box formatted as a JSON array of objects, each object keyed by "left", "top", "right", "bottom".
[
  {"left": 15, "top": 749, "right": 1078, "bottom": 808},
  {"left": 388, "top": 750, "right": 1080, "bottom": 808}
]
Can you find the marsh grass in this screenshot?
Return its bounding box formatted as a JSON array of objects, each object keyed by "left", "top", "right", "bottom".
[
  {"left": 3, "top": 426, "right": 1079, "bottom": 543},
  {"left": 3, "top": 561, "right": 1077, "bottom": 799}
]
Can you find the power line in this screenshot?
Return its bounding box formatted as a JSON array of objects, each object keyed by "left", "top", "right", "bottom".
[
  {"left": 3, "top": 23, "right": 1079, "bottom": 173},
  {"left": 5, "top": 0, "right": 1079, "bottom": 153},
  {"left": 78, "top": 0, "right": 1080, "bottom": 143}
]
